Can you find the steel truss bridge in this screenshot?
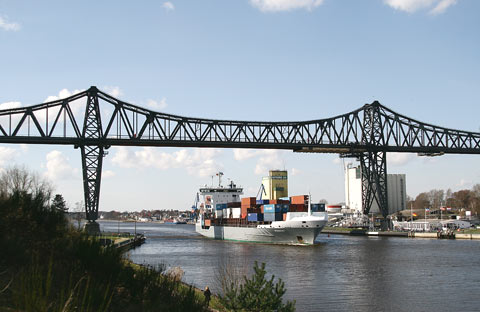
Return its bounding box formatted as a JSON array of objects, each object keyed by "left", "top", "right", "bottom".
[{"left": 1, "top": 86, "right": 479, "bottom": 222}]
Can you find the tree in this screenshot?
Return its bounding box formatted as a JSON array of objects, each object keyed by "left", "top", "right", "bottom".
[
  {"left": 0, "top": 166, "right": 53, "bottom": 204},
  {"left": 427, "top": 189, "right": 444, "bottom": 209},
  {"left": 413, "top": 192, "right": 429, "bottom": 210},
  {"left": 219, "top": 261, "right": 295, "bottom": 312},
  {"left": 51, "top": 194, "right": 68, "bottom": 213}
]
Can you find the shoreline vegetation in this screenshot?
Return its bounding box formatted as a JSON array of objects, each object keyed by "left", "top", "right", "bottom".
[{"left": 0, "top": 166, "right": 295, "bottom": 311}]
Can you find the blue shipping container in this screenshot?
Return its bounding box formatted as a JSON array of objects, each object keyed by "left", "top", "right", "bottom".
[
  {"left": 247, "top": 213, "right": 264, "bottom": 222},
  {"left": 256, "top": 200, "right": 269, "bottom": 205},
  {"left": 263, "top": 204, "right": 281, "bottom": 213},
  {"left": 311, "top": 203, "right": 326, "bottom": 212},
  {"left": 281, "top": 204, "right": 289, "bottom": 213},
  {"left": 264, "top": 212, "right": 283, "bottom": 221},
  {"left": 216, "top": 203, "right": 228, "bottom": 210}
]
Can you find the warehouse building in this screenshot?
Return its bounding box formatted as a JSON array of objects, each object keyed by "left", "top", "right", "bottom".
[{"left": 344, "top": 164, "right": 406, "bottom": 215}]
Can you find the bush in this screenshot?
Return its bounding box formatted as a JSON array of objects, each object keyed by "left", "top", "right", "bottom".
[{"left": 219, "top": 261, "right": 295, "bottom": 312}]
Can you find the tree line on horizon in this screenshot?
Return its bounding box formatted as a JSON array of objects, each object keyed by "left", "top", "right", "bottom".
[{"left": 407, "top": 184, "right": 480, "bottom": 215}]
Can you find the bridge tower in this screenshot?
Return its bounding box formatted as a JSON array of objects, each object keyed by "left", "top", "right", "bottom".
[
  {"left": 360, "top": 101, "right": 388, "bottom": 219},
  {"left": 79, "top": 87, "right": 107, "bottom": 233}
]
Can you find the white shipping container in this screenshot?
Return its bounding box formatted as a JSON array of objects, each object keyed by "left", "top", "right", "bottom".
[
  {"left": 216, "top": 210, "right": 223, "bottom": 218},
  {"left": 232, "top": 208, "right": 241, "bottom": 218},
  {"left": 223, "top": 208, "right": 231, "bottom": 218}
]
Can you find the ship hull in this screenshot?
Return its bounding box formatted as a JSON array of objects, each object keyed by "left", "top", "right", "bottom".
[{"left": 195, "top": 219, "right": 327, "bottom": 245}]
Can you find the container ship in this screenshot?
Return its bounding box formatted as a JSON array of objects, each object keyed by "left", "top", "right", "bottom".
[{"left": 194, "top": 172, "right": 328, "bottom": 245}]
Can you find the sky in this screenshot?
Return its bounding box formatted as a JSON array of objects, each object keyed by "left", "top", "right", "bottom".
[{"left": 0, "top": 0, "right": 479, "bottom": 212}]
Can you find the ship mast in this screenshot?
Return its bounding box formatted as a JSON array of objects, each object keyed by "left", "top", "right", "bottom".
[
  {"left": 308, "top": 192, "right": 312, "bottom": 216},
  {"left": 216, "top": 172, "right": 224, "bottom": 187}
]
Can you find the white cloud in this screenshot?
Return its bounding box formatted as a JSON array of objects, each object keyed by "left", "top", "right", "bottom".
[
  {"left": 430, "top": 0, "right": 457, "bottom": 15},
  {"left": 103, "top": 170, "right": 115, "bottom": 178},
  {"left": 0, "top": 16, "right": 20, "bottom": 31},
  {"left": 44, "top": 150, "right": 79, "bottom": 181},
  {"left": 233, "top": 149, "right": 285, "bottom": 175},
  {"left": 0, "top": 146, "right": 18, "bottom": 166},
  {"left": 147, "top": 98, "right": 167, "bottom": 111},
  {"left": 384, "top": 0, "right": 458, "bottom": 14},
  {"left": 387, "top": 152, "right": 415, "bottom": 166},
  {"left": 103, "top": 86, "right": 123, "bottom": 98},
  {"left": 163, "top": 2, "right": 175, "bottom": 11},
  {"left": 233, "top": 149, "right": 261, "bottom": 161},
  {"left": 0, "top": 101, "right": 22, "bottom": 110},
  {"left": 111, "top": 147, "right": 223, "bottom": 177},
  {"left": 457, "top": 178, "right": 472, "bottom": 188},
  {"left": 291, "top": 167, "right": 301, "bottom": 176},
  {"left": 250, "top": 0, "right": 324, "bottom": 12},
  {"left": 44, "top": 88, "right": 84, "bottom": 103}
]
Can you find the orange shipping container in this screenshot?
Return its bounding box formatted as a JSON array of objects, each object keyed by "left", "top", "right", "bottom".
[
  {"left": 205, "top": 219, "right": 211, "bottom": 226},
  {"left": 242, "top": 197, "right": 256, "bottom": 207},
  {"left": 291, "top": 195, "right": 308, "bottom": 205}
]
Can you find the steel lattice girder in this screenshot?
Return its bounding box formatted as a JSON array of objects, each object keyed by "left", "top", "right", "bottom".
[{"left": 0, "top": 88, "right": 479, "bottom": 154}]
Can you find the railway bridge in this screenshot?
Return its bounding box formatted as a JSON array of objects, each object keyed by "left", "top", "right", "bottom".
[{"left": 1, "top": 86, "right": 479, "bottom": 229}]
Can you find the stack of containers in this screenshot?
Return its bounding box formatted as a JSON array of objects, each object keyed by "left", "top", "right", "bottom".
[
  {"left": 263, "top": 204, "right": 283, "bottom": 221},
  {"left": 290, "top": 195, "right": 308, "bottom": 212},
  {"left": 241, "top": 197, "right": 256, "bottom": 219}
]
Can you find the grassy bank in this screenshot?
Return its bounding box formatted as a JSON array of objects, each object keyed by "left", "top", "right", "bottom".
[{"left": 0, "top": 188, "right": 209, "bottom": 311}]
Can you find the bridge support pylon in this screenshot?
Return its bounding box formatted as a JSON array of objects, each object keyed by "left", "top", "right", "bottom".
[
  {"left": 361, "top": 101, "right": 389, "bottom": 226},
  {"left": 360, "top": 151, "right": 388, "bottom": 219},
  {"left": 79, "top": 87, "right": 106, "bottom": 233}
]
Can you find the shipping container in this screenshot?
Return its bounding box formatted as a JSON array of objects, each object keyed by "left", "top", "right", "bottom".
[
  {"left": 216, "top": 203, "right": 227, "bottom": 210},
  {"left": 227, "top": 202, "right": 241, "bottom": 208},
  {"left": 291, "top": 195, "right": 309, "bottom": 205},
  {"left": 241, "top": 197, "right": 257, "bottom": 207},
  {"left": 281, "top": 204, "right": 289, "bottom": 213},
  {"left": 256, "top": 199, "right": 270, "bottom": 205},
  {"left": 215, "top": 210, "right": 223, "bottom": 218},
  {"left": 247, "top": 213, "right": 264, "bottom": 222},
  {"left": 231, "top": 208, "right": 241, "bottom": 218},
  {"left": 311, "top": 203, "right": 326, "bottom": 212},
  {"left": 204, "top": 219, "right": 211, "bottom": 226},
  {"left": 264, "top": 212, "right": 283, "bottom": 221},
  {"left": 263, "top": 204, "right": 282, "bottom": 213}
]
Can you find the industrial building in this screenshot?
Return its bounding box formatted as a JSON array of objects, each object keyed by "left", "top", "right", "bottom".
[
  {"left": 262, "top": 170, "right": 288, "bottom": 200},
  {"left": 345, "top": 164, "right": 406, "bottom": 215}
]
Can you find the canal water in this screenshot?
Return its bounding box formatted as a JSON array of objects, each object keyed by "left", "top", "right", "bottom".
[{"left": 99, "top": 221, "right": 480, "bottom": 312}]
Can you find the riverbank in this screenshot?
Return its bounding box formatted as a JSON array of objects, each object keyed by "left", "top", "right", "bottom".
[{"left": 321, "top": 227, "right": 480, "bottom": 239}]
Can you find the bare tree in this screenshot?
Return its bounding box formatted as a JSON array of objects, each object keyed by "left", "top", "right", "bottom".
[
  {"left": 73, "top": 201, "right": 85, "bottom": 229},
  {"left": 0, "top": 166, "right": 53, "bottom": 203}
]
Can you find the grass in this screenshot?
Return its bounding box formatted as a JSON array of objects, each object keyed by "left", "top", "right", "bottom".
[{"left": 322, "top": 226, "right": 355, "bottom": 232}]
